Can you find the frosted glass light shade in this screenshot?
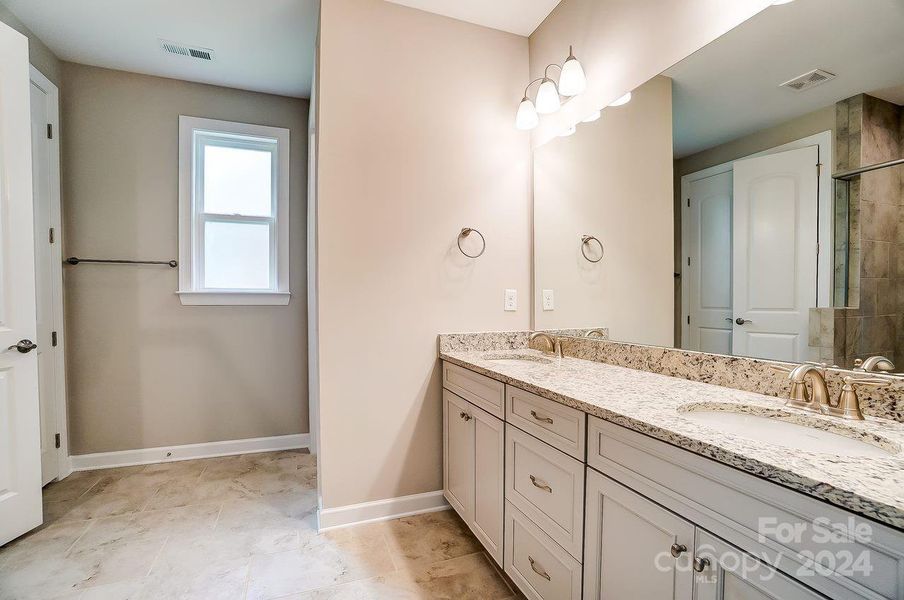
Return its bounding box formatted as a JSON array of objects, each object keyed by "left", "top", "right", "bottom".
[
  {"left": 582, "top": 110, "right": 601, "bottom": 123},
  {"left": 558, "top": 55, "right": 586, "bottom": 96},
  {"left": 515, "top": 97, "right": 539, "bottom": 130},
  {"left": 535, "top": 79, "right": 561, "bottom": 114},
  {"left": 609, "top": 92, "right": 632, "bottom": 107}
]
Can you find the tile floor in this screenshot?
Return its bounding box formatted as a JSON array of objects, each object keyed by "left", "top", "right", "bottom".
[{"left": 0, "top": 450, "right": 520, "bottom": 600}]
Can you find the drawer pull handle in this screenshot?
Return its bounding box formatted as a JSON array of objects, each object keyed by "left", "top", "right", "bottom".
[
  {"left": 528, "top": 556, "right": 551, "bottom": 581},
  {"left": 459, "top": 411, "right": 472, "bottom": 421},
  {"left": 530, "top": 410, "right": 554, "bottom": 424},
  {"left": 670, "top": 543, "right": 687, "bottom": 558},
  {"left": 693, "top": 557, "right": 710, "bottom": 573},
  {"left": 529, "top": 474, "right": 552, "bottom": 493}
]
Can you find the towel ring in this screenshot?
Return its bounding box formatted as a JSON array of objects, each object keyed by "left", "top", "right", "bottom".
[
  {"left": 458, "top": 227, "right": 486, "bottom": 258},
  {"left": 581, "top": 235, "right": 603, "bottom": 263}
]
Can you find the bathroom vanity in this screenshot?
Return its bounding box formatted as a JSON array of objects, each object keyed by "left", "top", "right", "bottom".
[{"left": 440, "top": 342, "right": 904, "bottom": 600}]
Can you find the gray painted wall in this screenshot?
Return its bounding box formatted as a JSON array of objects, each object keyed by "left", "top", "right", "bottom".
[{"left": 61, "top": 63, "right": 309, "bottom": 454}]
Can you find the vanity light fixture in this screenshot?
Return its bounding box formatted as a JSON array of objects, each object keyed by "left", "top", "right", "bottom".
[
  {"left": 609, "top": 92, "right": 632, "bottom": 106},
  {"left": 514, "top": 45, "right": 587, "bottom": 130}
]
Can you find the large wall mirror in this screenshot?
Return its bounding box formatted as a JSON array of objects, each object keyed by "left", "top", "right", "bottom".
[{"left": 533, "top": 0, "right": 904, "bottom": 371}]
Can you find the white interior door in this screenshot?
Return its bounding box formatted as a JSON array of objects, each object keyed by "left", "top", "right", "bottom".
[
  {"left": 0, "top": 22, "right": 44, "bottom": 545},
  {"left": 30, "top": 67, "right": 61, "bottom": 486},
  {"left": 684, "top": 171, "right": 733, "bottom": 354},
  {"left": 732, "top": 146, "right": 818, "bottom": 362}
]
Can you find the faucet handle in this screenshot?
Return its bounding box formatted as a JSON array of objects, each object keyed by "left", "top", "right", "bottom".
[{"left": 824, "top": 376, "right": 885, "bottom": 420}]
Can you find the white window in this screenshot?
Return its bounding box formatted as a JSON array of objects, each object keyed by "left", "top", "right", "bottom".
[{"left": 178, "top": 116, "right": 290, "bottom": 305}]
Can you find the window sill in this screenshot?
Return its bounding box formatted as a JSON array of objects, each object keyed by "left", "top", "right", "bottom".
[{"left": 176, "top": 291, "right": 291, "bottom": 306}]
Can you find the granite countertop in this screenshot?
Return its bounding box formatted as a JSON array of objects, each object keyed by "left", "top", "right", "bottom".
[{"left": 440, "top": 348, "right": 904, "bottom": 530}]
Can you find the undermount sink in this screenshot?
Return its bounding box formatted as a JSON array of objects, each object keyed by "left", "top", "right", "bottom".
[
  {"left": 679, "top": 403, "right": 899, "bottom": 458},
  {"left": 482, "top": 352, "right": 553, "bottom": 366}
]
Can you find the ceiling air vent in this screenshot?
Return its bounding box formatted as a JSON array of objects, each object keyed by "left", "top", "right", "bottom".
[
  {"left": 159, "top": 39, "right": 215, "bottom": 61},
  {"left": 780, "top": 69, "right": 836, "bottom": 92}
]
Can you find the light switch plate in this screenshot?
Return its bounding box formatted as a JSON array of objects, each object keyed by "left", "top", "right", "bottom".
[
  {"left": 542, "top": 289, "right": 555, "bottom": 311},
  {"left": 504, "top": 289, "right": 517, "bottom": 312}
]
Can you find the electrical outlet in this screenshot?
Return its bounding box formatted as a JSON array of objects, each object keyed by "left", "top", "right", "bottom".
[
  {"left": 504, "top": 289, "right": 517, "bottom": 312},
  {"left": 542, "top": 289, "right": 555, "bottom": 311}
]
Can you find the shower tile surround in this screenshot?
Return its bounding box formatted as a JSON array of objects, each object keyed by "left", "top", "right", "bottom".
[{"left": 439, "top": 331, "right": 904, "bottom": 528}]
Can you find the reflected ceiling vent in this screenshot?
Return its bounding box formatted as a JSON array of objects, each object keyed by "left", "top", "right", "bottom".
[
  {"left": 780, "top": 69, "right": 836, "bottom": 92},
  {"left": 159, "top": 39, "right": 215, "bottom": 61}
]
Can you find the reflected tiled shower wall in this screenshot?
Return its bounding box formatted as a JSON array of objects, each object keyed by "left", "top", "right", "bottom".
[{"left": 826, "top": 94, "right": 904, "bottom": 367}]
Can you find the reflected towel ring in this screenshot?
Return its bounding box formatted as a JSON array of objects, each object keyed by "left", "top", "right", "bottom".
[
  {"left": 458, "top": 227, "right": 486, "bottom": 258},
  {"left": 581, "top": 235, "right": 604, "bottom": 263}
]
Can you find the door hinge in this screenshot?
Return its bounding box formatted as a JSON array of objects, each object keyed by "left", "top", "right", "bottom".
[
  {"left": 817, "top": 162, "right": 823, "bottom": 177},
  {"left": 54, "top": 433, "right": 61, "bottom": 449},
  {"left": 687, "top": 315, "right": 690, "bottom": 325},
  {"left": 49, "top": 227, "right": 55, "bottom": 244},
  {"left": 47, "top": 123, "right": 53, "bottom": 139},
  {"left": 52, "top": 331, "right": 58, "bottom": 347},
  {"left": 687, "top": 257, "right": 691, "bottom": 266},
  {"left": 687, "top": 198, "right": 690, "bottom": 208}
]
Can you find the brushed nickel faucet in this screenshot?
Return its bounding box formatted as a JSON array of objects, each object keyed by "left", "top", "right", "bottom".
[
  {"left": 529, "top": 332, "right": 562, "bottom": 358},
  {"left": 583, "top": 328, "right": 607, "bottom": 338},
  {"left": 772, "top": 362, "right": 886, "bottom": 420},
  {"left": 854, "top": 355, "right": 896, "bottom": 373}
]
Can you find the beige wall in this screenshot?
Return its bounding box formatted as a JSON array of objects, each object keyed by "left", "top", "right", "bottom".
[
  {"left": 316, "top": 0, "right": 531, "bottom": 509},
  {"left": 61, "top": 63, "right": 309, "bottom": 454},
  {"left": 534, "top": 76, "right": 673, "bottom": 345},
  {"left": 528, "top": 0, "right": 771, "bottom": 147},
  {"left": 0, "top": 4, "right": 61, "bottom": 85}
]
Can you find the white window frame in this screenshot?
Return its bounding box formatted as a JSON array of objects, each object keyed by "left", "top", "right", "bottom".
[{"left": 177, "top": 116, "right": 290, "bottom": 305}]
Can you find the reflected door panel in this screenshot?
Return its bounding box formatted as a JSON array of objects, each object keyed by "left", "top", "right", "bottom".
[
  {"left": 685, "top": 171, "right": 732, "bottom": 354},
  {"left": 732, "top": 146, "right": 818, "bottom": 362}
]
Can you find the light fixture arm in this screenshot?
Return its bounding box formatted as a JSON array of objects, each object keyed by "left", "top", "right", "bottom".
[
  {"left": 522, "top": 77, "right": 546, "bottom": 99},
  {"left": 543, "top": 63, "right": 563, "bottom": 80}
]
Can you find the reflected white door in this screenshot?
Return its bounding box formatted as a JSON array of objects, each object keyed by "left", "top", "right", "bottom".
[
  {"left": 0, "top": 23, "right": 43, "bottom": 544},
  {"left": 30, "top": 68, "right": 61, "bottom": 485},
  {"left": 732, "top": 146, "right": 818, "bottom": 362},
  {"left": 685, "top": 171, "right": 733, "bottom": 354}
]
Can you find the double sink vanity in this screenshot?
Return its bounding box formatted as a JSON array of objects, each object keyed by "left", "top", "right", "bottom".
[{"left": 439, "top": 332, "right": 904, "bottom": 600}]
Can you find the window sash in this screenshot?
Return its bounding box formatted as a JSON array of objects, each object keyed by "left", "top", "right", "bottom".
[{"left": 192, "top": 132, "right": 279, "bottom": 292}]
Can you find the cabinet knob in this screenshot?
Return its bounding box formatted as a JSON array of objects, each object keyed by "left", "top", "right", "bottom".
[
  {"left": 459, "top": 411, "right": 472, "bottom": 421},
  {"left": 693, "top": 557, "right": 710, "bottom": 573},
  {"left": 670, "top": 543, "right": 687, "bottom": 558}
]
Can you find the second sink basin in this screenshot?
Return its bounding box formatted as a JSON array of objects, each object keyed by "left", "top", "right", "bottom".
[
  {"left": 679, "top": 403, "right": 898, "bottom": 458},
  {"left": 482, "top": 352, "right": 553, "bottom": 366}
]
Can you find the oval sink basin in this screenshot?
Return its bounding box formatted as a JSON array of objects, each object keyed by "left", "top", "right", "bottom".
[
  {"left": 482, "top": 353, "right": 553, "bottom": 366},
  {"left": 680, "top": 404, "right": 898, "bottom": 458}
]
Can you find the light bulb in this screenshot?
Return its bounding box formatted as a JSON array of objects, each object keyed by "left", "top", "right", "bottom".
[
  {"left": 515, "top": 97, "right": 539, "bottom": 130},
  {"left": 582, "top": 110, "right": 601, "bottom": 123},
  {"left": 558, "top": 125, "right": 576, "bottom": 137},
  {"left": 535, "top": 79, "right": 561, "bottom": 114},
  {"left": 609, "top": 92, "right": 632, "bottom": 107},
  {"left": 558, "top": 47, "right": 587, "bottom": 97}
]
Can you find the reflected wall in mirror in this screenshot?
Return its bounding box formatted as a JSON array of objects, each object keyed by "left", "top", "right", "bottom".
[{"left": 533, "top": 0, "right": 904, "bottom": 371}]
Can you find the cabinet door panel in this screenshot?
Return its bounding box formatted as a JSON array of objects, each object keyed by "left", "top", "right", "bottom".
[
  {"left": 694, "top": 530, "right": 825, "bottom": 600},
  {"left": 443, "top": 390, "right": 474, "bottom": 522},
  {"left": 584, "top": 468, "right": 694, "bottom": 600},
  {"left": 473, "top": 402, "right": 504, "bottom": 565}
]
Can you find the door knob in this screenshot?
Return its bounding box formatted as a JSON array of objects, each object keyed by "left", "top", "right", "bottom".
[
  {"left": 8, "top": 339, "right": 37, "bottom": 353},
  {"left": 735, "top": 318, "right": 752, "bottom": 325}
]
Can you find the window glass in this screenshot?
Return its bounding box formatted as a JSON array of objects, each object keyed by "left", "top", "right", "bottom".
[
  {"left": 202, "top": 144, "right": 273, "bottom": 217},
  {"left": 203, "top": 221, "right": 271, "bottom": 289}
]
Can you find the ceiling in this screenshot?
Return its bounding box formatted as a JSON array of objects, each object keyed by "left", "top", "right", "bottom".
[
  {"left": 667, "top": 0, "right": 904, "bottom": 158},
  {"left": 2, "top": 0, "right": 317, "bottom": 98},
  {"left": 384, "top": 0, "right": 562, "bottom": 36}
]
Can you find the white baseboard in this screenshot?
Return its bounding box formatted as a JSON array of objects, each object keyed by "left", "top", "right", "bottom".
[
  {"left": 69, "top": 433, "right": 310, "bottom": 471},
  {"left": 318, "top": 490, "right": 449, "bottom": 531}
]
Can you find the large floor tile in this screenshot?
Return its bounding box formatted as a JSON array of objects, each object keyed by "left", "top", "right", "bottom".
[
  {"left": 72, "top": 503, "right": 221, "bottom": 549},
  {"left": 382, "top": 510, "right": 483, "bottom": 567}
]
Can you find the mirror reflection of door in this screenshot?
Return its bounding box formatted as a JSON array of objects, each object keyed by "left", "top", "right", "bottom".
[{"left": 683, "top": 145, "right": 819, "bottom": 362}]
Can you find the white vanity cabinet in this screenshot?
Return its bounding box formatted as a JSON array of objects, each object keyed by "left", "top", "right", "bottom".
[
  {"left": 442, "top": 388, "right": 504, "bottom": 565},
  {"left": 583, "top": 468, "right": 695, "bottom": 599}
]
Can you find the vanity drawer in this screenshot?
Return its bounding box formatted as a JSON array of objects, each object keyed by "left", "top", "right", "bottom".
[
  {"left": 504, "top": 501, "right": 582, "bottom": 600},
  {"left": 442, "top": 361, "right": 504, "bottom": 419},
  {"left": 506, "top": 385, "right": 585, "bottom": 459},
  {"left": 506, "top": 424, "right": 584, "bottom": 559}
]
